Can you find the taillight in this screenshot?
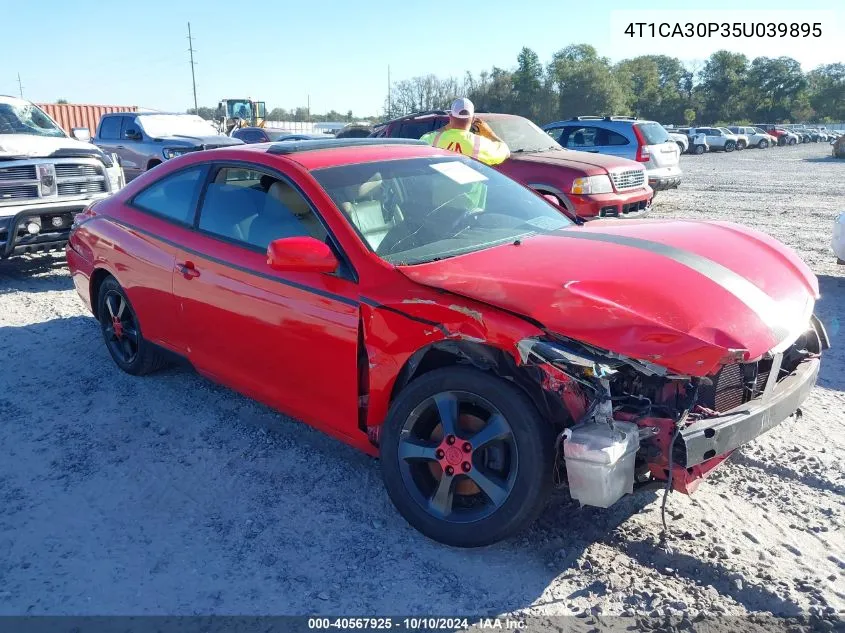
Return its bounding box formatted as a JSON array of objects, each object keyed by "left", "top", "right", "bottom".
[{"left": 633, "top": 125, "right": 650, "bottom": 162}]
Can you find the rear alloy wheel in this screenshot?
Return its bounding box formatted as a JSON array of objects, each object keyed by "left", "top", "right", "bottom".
[
  {"left": 724, "top": 141, "right": 736, "bottom": 152},
  {"left": 98, "top": 277, "right": 168, "bottom": 375},
  {"left": 380, "top": 367, "right": 553, "bottom": 547},
  {"left": 693, "top": 144, "right": 705, "bottom": 155},
  {"left": 758, "top": 139, "right": 769, "bottom": 149}
]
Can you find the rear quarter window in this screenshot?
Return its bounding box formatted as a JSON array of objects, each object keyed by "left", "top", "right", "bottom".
[{"left": 635, "top": 122, "right": 670, "bottom": 145}]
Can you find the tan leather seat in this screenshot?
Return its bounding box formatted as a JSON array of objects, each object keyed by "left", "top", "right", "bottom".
[
  {"left": 248, "top": 181, "right": 325, "bottom": 248},
  {"left": 340, "top": 174, "right": 395, "bottom": 248}
]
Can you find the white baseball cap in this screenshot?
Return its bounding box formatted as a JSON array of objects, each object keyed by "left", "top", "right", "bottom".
[{"left": 450, "top": 98, "right": 475, "bottom": 119}]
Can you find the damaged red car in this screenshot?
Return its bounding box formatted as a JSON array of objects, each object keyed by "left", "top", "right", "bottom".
[{"left": 66, "top": 139, "right": 828, "bottom": 547}]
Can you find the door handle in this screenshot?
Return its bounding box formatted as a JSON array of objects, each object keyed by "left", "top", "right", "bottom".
[{"left": 177, "top": 261, "right": 200, "bottom": 279}]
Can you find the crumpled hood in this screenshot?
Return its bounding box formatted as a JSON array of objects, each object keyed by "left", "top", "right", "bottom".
[
  {"left": 399, "top": 219, "right": 818, "bottom": 376},
  {"left": 511, "top": 148, "right": 643, "bottom": 175},
  {"left": 155, "top": 134, "right": 243, "bottom": 147},
  {"left": 0, "top": 133, "right": 99, "bottom": 158}
]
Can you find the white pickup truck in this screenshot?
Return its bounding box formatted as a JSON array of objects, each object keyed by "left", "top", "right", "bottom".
[{"left": 0, "top": 96, "right": 124, "bottom": 259}]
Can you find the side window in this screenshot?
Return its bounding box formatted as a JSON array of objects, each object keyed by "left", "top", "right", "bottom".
[
  {"left": 121, "top": 116, "right": 141, "bottom": 139},
  {"left": 398, "top": 118, "right": 439, "bottom": 139},
  {"left": 198, "top": 167, "right": 328, "bottom": 250},
  {"left": 132, "top": 166, "right": 206, "bottom": 224},
  {"left": 565, "top": 126, "right": 599, "bottom": 148},
  {"left": 605, "top": 130, "right": 630, "bottom": 146},
  {"left": 98, "top": 116, "right": 121, "bottom": 140}
]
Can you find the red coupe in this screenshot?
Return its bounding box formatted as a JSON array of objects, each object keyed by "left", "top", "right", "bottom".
[{"left": 67, "top": 139, "right": 827, "bottom": 547}]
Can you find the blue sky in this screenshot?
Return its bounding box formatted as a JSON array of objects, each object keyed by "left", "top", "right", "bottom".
[{"left": 4, "top": 0, "right": 842, "bottom": 116}]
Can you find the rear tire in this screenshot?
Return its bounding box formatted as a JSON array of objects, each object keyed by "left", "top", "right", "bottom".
[
  {"left": 693, "top": 144, "right": 705, "bottom": 155},
  {"left": 777, "top": 136, "right": 786, "bottom": 147},
  {"left": 736, "top": 140, "right": 746, "bottom": 150},
  {"left": 676, "top": 142, "right": 686, "bottom": 154},
  {"left": 788, "top": 138, "right": 797, "bottom": 146},
  {"left": 97, "top": 277, "right": 168, "bottom": 376},
  {"left": 380, "top": 367, "right": 554, "bottom": 548},
  {"left": 724, "top": 141, "right": 736, "bottom": 152}
]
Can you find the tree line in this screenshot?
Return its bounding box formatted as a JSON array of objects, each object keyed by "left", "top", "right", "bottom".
[{"left": 384, "top": 45, "right": 845, "bottom": 126}]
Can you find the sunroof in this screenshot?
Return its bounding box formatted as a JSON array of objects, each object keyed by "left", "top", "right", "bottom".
[{"left": 266, "top": 138, "right": 429, "bottom": 155}]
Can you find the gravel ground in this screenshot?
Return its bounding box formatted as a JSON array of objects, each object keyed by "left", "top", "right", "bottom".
[{"left": 0, "top": 142, "right": 842, "bottom": 626}]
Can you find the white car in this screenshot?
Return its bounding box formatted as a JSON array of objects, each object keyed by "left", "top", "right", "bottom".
[
  {"left": 728, "top": 126, "right": 777, "bottom": 149},
  {"left": 668, "top": 132, "right": 688, "bottom": 154},
  {"left": 0, "top": 96, "right": 124, "bottom": 259},
  {"left": 686, "top": 127, "right": 741, "bottom": 152}
]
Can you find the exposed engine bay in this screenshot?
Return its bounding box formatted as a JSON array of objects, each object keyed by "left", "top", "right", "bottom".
[{"left": 518, "top": 314, "right": 830, "bottom": 503}]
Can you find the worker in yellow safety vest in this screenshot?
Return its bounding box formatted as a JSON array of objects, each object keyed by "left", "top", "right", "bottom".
[{"left": 421, "top": 98, "right": 510, "bottom": 166}]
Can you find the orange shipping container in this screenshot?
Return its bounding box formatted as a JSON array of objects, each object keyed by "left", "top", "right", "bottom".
[{"left": 36, "top": 103, "right": 138, "bottom": 137}]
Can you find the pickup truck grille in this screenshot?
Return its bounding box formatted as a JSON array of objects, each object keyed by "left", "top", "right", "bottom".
[
  {"left": 610, "top": 169, "right": 646, "bottom": 190},
  {"left": 0, "top": 165, "right": 37, "bottom": 181},
  {"left": 0, "top": 184, "right": 40, "bottom": 200},
  {"left": 0, "top": 159, "right": 108, "bottom": 207},
  {"left": 58, "top": 181, "right": 107, "bottom": 196},
  {"left": 55, "top": 164, "right": 100, "bottom": 178}
]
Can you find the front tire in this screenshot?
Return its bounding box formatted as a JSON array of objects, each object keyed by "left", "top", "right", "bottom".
[
  {"left": 724, "top": 141, "right": 736, "bottom": 152},
  {"left": 97, "top": 277, "right": 168, "bottom": 375},
  {"left": 693, "top": 144, "right": 705, "bottom": 155},
  {"left": 788, "top": 137, "right": 797, "bottom": 146},
  {"left": 736, "top": 140, "right": 746, "bottom": 150},
  {"left": 758, "top": 139, "right": 769, "bottom": 149},
  {"left": 380, "top": 367, "right": 554, "bottom": 547}
]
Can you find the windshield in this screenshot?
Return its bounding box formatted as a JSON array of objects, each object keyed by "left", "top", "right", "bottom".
[
  {"left": 225, "top": 100, "right": 254, "bottom": 120},
  {"left": 0, "top": 102, "right": 66, "bottom": 138},
  {"left": 313, "top": 156, "right": 572, "bottom": 265},
  {"left": 137, "top": 115, "right": 219, "bottom": 138},
  {"left": 483, "top": 116, "right": 561, "bottom": 153}
]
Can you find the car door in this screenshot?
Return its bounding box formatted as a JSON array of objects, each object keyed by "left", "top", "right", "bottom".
[
  {"left": 94, "top": 115, "right": 122, "bottom": 160},
  {"left": 171, "top": 162, "right": 361, "bottom": 439},
  {"left": 121, "top": 163, "right": 210, "bottom": 350},
  {"left": 118, "top": 116, "right": 149, "bottom": 179}
]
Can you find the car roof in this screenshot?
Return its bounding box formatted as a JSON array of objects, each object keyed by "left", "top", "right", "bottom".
[{"left": 215, "top": 138, "right": 450, "bottom": 170}]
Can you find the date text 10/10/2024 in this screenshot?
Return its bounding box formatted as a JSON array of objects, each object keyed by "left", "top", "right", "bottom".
[{"left": 308, "top": 618, "right": 526, "bottom": 630}]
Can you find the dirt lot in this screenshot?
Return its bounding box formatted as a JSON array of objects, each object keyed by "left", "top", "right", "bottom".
[{"left": 0, "top": 142, "right": 842, "bottom": 625}]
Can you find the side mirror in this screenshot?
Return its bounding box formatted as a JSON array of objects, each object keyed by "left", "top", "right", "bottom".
[
  {"left": 125, "top": 129, "right": 142, "bottom": 141},
  {"left": 267, "top": 236, "right": 338, "bottom": 274},
  {"left": 71, "top": 127, "right": 91, "bottom": 142}
]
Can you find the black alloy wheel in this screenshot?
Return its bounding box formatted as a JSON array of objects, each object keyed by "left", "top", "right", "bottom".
[{"left": 380, "top": 367, "right": 553, "bottom": 547}]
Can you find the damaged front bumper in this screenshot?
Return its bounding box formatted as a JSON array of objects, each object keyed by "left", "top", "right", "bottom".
[{"left": 676, "top": 356, "right": 820, "bottom": 467}]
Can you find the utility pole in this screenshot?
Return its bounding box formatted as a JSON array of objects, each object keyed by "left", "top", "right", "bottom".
[
  {"left": 17, "top": 73, "right": 24, "bottom": 98},
  {"left": 307, "top": 94, "right": 310, "bottom": 120},
  {"left": 187, "top": 22, "right": 198, "bottom": 113},
  {"left": 387, "top": 65, "right": 391, "bottom": 116}
]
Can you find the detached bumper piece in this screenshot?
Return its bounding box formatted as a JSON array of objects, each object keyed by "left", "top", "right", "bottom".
[
  {"left": 648, "top": 176, "right": 682, "bottom": 191},
  {"left": 0, "top": 207, "right": 84, "bottom": 259},
  {"left": 676, "top": 357, "right": 820, "bottom": 467}
]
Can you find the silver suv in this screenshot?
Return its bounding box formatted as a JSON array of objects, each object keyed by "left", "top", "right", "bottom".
[
  {"left": 94, "top": 113, "right": 243, "bottom": 181},
  {"left": 543, "top": 116, "right": 681, "bottom": 191}
]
